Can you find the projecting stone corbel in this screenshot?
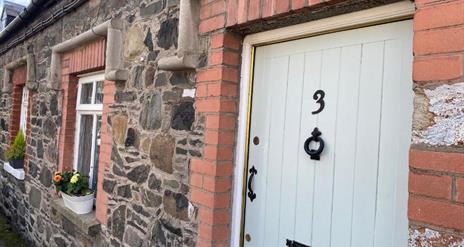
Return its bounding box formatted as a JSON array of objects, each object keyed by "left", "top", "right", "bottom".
[
  {"left": 26, "top": 53, "right": 37, "bottom": 90},
  {"left": 158, "top": 0, "right": 200, "bottom": 71},
  {"left": 48, "top": 18, "right": 128, "bottom": 90},
  {"left": 2, "top": 47, "right": 37, "bottom": 93}
]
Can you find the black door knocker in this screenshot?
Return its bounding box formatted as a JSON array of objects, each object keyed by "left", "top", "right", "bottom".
[
  {"left": 247, "top": 166, "right": 257, "bottom": 202},
  {"left": 303, "top": 127, "right": 325, "bottom": 160}
]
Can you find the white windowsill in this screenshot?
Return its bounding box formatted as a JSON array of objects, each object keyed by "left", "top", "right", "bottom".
[{"left": 3, "top": 162, "right": 25, "bottom": 180}]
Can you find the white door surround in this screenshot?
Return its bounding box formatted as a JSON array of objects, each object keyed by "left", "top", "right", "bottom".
[{"left": 231, "top": 1, "right": 415, "bottom": 246}]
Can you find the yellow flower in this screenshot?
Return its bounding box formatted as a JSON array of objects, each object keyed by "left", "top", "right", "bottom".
[{"left": 70, "top": 174, "right": 79, "bottom": 184}]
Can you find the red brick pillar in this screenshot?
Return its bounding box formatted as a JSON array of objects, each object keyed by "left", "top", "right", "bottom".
[
  {"left": 57, "top": 73, "right": 78, "bottom": 171},
  {"left": 409, "top": 0, "right": 464, "bottom": 240},
  {"left": 95, "top": 79, "right": 116, "bottom": 224},
  {"left": 193, "top": 6, "right": 242, "bottom": 243}
]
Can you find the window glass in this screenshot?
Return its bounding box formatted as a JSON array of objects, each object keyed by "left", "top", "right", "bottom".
[
  {"left": 75, "top": 73, "right": 104, "bottom": 193},
  {"left": 77, "top": 115, "right": 93, "bottom": 176},
  {"left": 95, "top": 81, "right": 104, "bottom": 104},
  {"left": 80, "top": 83, "right": 93, "bottom": 104},
  {"left": 91, "top": 115, "right": 102, "bottom": 190},
  {"left": 19, "top": 86, "right": 29, "bottom": 135}
]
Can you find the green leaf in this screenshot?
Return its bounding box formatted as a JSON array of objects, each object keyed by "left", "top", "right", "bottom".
[{"left": 5, "top": 130, "right": 25, "bottom": 161}]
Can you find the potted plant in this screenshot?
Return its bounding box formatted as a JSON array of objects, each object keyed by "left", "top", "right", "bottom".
[
  {"left": 52, "top": 171, "right": 94, "bottom": 214},
  {"left": 5, "top": 130, "right": 26, "bottom": 169}
]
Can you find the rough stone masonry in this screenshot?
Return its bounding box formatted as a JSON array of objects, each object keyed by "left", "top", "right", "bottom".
[{"left": 0, "top": 0, "right": 205, "bottom": 246}]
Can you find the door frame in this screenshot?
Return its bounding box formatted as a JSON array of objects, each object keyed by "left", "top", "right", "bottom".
[{"left": 231, "top": 1, "right": 415, "bottom": 246}]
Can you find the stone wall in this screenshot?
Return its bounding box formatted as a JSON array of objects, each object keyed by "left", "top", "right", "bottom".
[{"left": 0, "top": 0, "right": 203, "bottom": 246}]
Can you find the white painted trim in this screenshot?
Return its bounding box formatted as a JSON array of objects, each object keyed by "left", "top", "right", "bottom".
[
  {"left": 3, "top": 162, "right": 25, "bottom": 180},
  {"left": 230, "top": 2, "right": 415, "bottom": 246},
  {"left": 77, "top": 70, "right": 106, "bottom": 79},
  {"left": 242, "top": 1, "right": 415, "bottom": 47},
  {"left": 76, "top": 73, "right": 105, "bottom": 111}
]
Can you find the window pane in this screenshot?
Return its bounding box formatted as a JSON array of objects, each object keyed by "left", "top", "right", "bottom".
[
  {"left": 19, "top": 86, "right": 29, "bottom": 135},
  {"left": 95, "top": 81, "right": 104, "bottom": 104},
  {"left": 80, "top": 83, "right": 93, "bottom": 104},
  {"left": 91, "top": 115, "right": 102, "bottom": 190},
  {"left": 77, "top": 115, "right": 93, "bottom": 177}
]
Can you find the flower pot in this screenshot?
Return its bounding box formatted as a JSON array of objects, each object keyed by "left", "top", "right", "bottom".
[
  {"left": 61, "top": 192, "right": 95, "bottom": 215},
  {"left": 9, "top": 159, "right": 24, "bottom": 169}
]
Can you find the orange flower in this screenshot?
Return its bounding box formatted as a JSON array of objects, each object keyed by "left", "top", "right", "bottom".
[{"left": 53, "top": 174, "right": 62, "bottom": 183}]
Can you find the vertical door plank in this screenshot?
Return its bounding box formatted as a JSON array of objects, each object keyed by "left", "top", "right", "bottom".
[
  {"left": 263, "top": 56, "right": 290, "bottom": 247},
  {"left": 329, "top": 45, "right": 362, "bottom": 247},
  {"left": 277, "top": 54, "right": 306, "bottom": 245},
  {"left": 244, "top": 48, "right": 274, "bottom": 247},
  {"left": 373, "top": 39, "right": 402, "bottom": 247},
  {"left": 351, "top": 42, "right": 385, "bottom": 247},
  {"left": 294, "top": 50, "right": 323, "bottom": 245},
  {"left": 311, "top": 47, "right": 341, "bottom": 247}
]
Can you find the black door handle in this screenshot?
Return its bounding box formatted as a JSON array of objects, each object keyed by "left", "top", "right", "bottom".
[{"left": 247, "top": 166, "right": 257, "bottom": 202}]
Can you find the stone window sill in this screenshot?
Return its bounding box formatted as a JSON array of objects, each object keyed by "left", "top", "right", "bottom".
[{"left": 50, "top": 199, "right": 101, "bottom": 236}]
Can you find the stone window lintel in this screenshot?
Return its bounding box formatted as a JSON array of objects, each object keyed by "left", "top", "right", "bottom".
[
  {"left": 49, "top": 18, "right": 128, "bottom": 90},
  {"left": 2, "top": 51, "right": 37, "bottom": 93}
]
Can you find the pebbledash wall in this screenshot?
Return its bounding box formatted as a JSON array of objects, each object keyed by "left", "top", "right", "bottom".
[{"left": 0, "top": 0, "right": 462, "bottom": 247}]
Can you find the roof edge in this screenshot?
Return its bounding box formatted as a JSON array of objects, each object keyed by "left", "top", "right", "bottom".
[{"left": 0, "top": 0, "right": 53, "bottom": 43}]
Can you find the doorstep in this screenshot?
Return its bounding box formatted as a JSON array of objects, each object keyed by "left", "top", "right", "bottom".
[{"left": 50, "top": 199, "right": 101, "bottom": 236}]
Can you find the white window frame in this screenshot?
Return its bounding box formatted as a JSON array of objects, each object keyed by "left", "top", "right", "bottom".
[
  {"left": 19, "top": 86, "right": 29, "bottom": 136},
  {"left": 73, "top": 72, "right": 104, "bottom": 190}
]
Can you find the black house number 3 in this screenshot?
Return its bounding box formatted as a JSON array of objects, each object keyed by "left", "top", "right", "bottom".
[{"left": 312, "top": 90, "right": 325, "bottom": 115}]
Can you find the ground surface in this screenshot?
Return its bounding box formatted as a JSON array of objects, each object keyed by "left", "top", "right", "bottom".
[{"left": 0, "top": 213, "right": 25, "bottom": 247}]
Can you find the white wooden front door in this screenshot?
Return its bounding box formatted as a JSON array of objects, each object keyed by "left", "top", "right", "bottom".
[{"left": 243, "top": 20, "right": 413, "bottom": 247}]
